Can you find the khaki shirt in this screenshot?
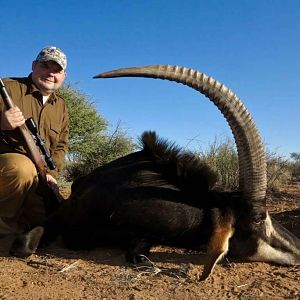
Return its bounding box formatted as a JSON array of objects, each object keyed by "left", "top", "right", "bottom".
[{"left": 0, "top": 75, "right": 69, "bottom": 177}]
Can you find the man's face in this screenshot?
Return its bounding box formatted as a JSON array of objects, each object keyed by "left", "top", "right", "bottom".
[{"left": 31, "top": 60, "right": 66, "bottom": 96}]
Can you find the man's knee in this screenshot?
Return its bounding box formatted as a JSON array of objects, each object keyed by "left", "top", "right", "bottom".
[
  {"left": 0, "top": 153, "right": 39, "bottom": 227},
  {"left": 0, "top": 153, "right": 38, "bottom": 185}
]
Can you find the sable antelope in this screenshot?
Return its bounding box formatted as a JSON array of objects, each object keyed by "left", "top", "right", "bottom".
[{"left": 10, "top": 65, "right": 300, "bottom": 280}]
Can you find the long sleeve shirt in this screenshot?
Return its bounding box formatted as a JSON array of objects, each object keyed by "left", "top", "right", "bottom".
[{"left": 0, "top": 75, "right": 69, "bottom": 177}]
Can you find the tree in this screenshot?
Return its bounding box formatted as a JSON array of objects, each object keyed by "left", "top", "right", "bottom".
[
  {"left": 57, "top": 84, "right": 136, "bottom": 180},
  {"left": 290, "top": 152, "right": 300, "bottom": 163},
  {"left": 290, "top": 152, "right": 300, "bottom": 176}
]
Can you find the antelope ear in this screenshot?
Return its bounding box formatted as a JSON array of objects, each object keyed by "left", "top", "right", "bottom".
[{"left": 199, "top": 212, "right": 234, "bottom": 281}]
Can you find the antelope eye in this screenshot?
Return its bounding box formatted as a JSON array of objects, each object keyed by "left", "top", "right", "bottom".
[
  {"left": 253, "top": 213, "right": 267, "bottom": 225},
  {"left": 253, "top": 219, "right": 264, "bottom": 225}
]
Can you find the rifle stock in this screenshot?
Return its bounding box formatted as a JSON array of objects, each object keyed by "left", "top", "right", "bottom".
[{"left": 0, "top": 78, "right": 62, "bottom": 213}]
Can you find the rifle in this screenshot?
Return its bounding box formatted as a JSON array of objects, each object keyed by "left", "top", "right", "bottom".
[{"left": 0, "top": 78, "right": 62, "bottom": 214}]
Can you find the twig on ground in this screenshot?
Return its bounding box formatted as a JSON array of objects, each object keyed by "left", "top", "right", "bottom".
[
  {"left": 59, "top": 260, "right": 80, "bottom": 273},
  {"left": 236, "top": 283, "right": 249, "bottom": 288}
]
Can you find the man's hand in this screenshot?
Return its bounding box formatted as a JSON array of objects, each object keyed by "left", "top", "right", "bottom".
[
  {"left": 46, "top": 174, "right": 59, "bottom": 195},
  {"left": 1, "top": 106, "right": 25, "bottom": 130}
]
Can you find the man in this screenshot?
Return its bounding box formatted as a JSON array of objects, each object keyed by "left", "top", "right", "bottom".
[{"left": 0, "top": 46, "right": 69, "bottom": 236}]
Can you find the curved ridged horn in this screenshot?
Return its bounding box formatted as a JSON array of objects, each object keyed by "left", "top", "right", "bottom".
[{"left": 94, "top": 65, "right": 267, "bottom": 211}]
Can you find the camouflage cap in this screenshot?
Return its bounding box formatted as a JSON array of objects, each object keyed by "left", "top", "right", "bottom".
[{"left": 35, "top": 46, "right": 67, "bottom": 70}]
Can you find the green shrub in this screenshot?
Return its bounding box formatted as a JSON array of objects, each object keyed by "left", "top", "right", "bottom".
[
  {"left": 197, "top": 138, "right": 239, "bottom": 191},
  {"left": 290, "top": 152, "right": 300, "bottom": 176},
  {"left": 64, "top": 124, "right": 136, "bottom": 181},
  {"left": 57, "top": 84, "right": 136, "bottom": 182},
  {"left": 266, "top": 151, "right": 291, "bottom": 190},
  {"left": 197, "top": 138, "right": 292, "bottom": 191}
]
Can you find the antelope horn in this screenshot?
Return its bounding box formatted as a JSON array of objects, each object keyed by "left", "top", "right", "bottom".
[{"left": 94, "top": 65, "right": 267, "bottom": 215}]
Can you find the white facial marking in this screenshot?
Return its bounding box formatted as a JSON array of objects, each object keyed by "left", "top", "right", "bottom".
[
  {"left": 265, "top": 212, "right": 273, "bottom": 238},
  {"left": 249, "top": 239, "right": 298, "bottom": 265},
  {"left": 266, "top": 212, "right": 300, "bottom": 256}
]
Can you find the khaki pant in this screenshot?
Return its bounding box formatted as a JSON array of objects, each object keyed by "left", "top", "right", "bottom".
[{"left": 0, "top": 153, "right": 46, "bottom": 236}]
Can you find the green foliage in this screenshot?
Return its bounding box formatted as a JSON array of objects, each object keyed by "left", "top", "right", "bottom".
[
  {"left": 266, "top": 150, "right": 291, "bottom": 190},
  {"left": 197, "top": 138, "right": 239, "bottom": 191},
  {"left": 57, "top": 84, "right": 108, "bottom": 161},
  {"left": 57, "top": 84, "right": 136, "bottom": 181},
  {"left": 290, "top": 152, "right": 300, "bottom": 176},
  {"left": 197, "top": 138, "right": 293, "bottom": 191},
  {"left": 64, "top": 123, "right": 136, "bottom": 181},
  {"left": 290, "top": 152, "right": 300, "bottom": 162}
]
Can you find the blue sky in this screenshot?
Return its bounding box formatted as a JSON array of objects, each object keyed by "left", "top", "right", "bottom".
[{"left": 1, "top": 1, "right": 299, "bottom": 158}]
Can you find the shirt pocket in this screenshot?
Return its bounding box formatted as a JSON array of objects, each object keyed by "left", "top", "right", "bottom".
[{"left": 49, "top": 122, "right": 62, "bottom": 148}]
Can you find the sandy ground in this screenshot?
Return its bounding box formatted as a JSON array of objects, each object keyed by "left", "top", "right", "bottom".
[{"left": 0, "top": 180, "right": 299, "bottom": 300}]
